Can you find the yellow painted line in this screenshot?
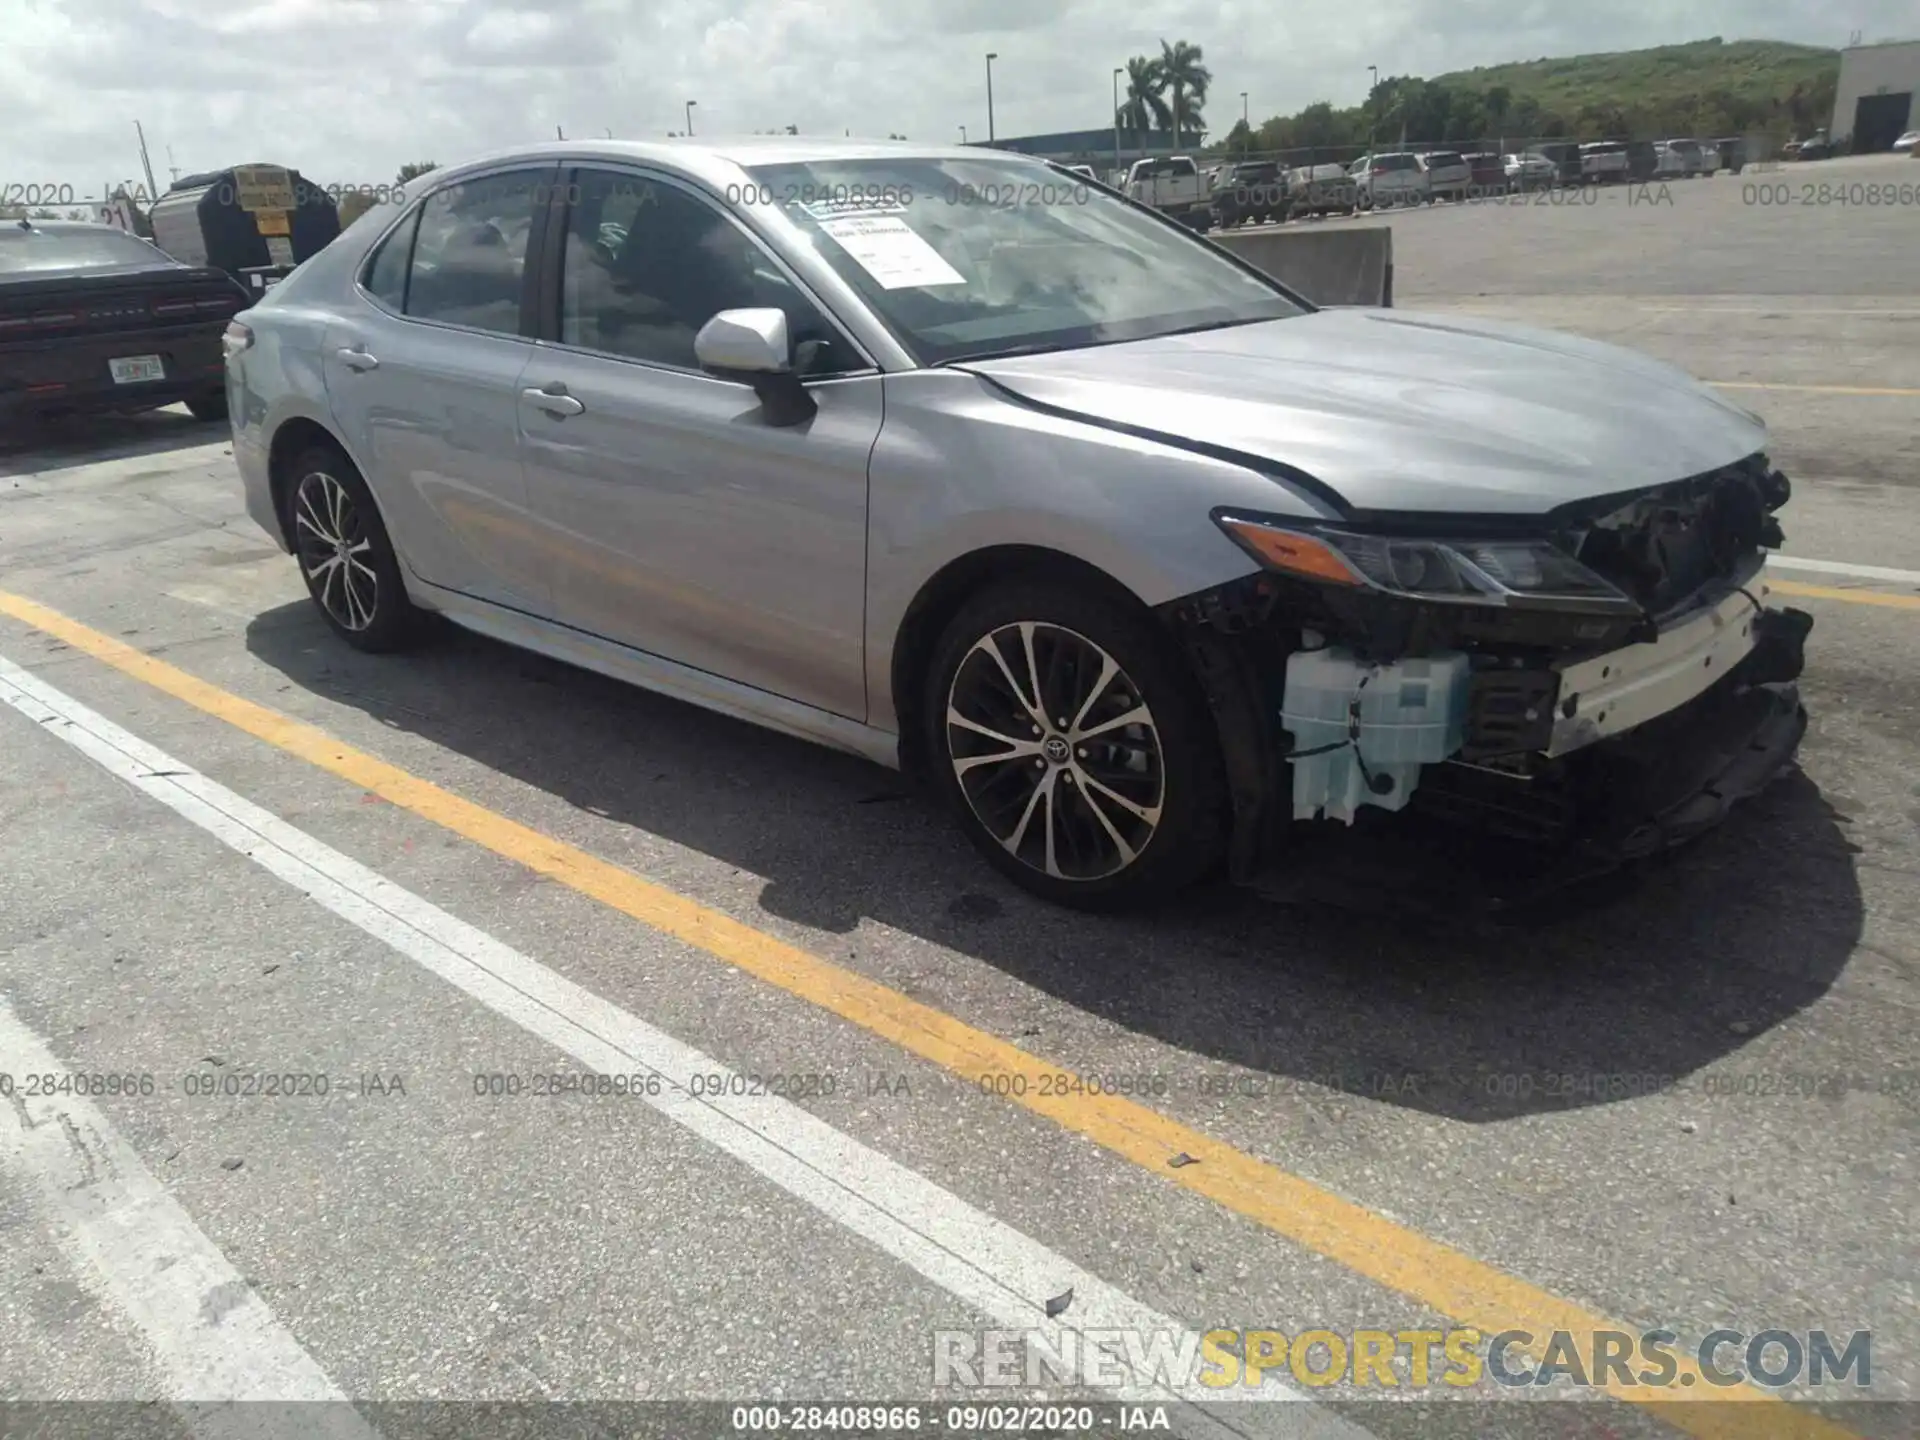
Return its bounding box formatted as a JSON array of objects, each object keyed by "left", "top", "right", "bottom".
[
  {"left": 1772, "top": 579, "right": 1920, "bottom": 611},
  {"left": 0, "top": 587, "right": 1860, "bottom": 1440},
  {"left": 1708, "top": 380, "right": 1920, "bottom": 397}
]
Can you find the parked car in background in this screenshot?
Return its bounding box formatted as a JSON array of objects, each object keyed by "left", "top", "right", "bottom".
[
  {"left": 1528, "top": 142, "right": 1583, "bottom": 187},
  {"left": 1350, "top": 152, "right": 1429, "bottom": 208},
  {"left": 1710, "top": 137, "right": 1750, "bottom": 173},
  {"left": 226, "top": 137, "right": 1814, "bottom": 909},
  {"left": 1785, "top": 132, "right": 1836, "bottom": 162},
  {"left": 1503, "top": 151, "right": 1558, "bottom": 190},
  {"left": 1658, "top": 139, "right": 1712, "bottom": 177},
  {"left": 1461, "top": 152, "right": 1508, "bottom": 194},
  {"left": 1285, "top": 163, "right": 1358, "bottom": 217},
  {"left": 1125, "top": 155, "right": 1212, "bottom": 230},
  {"left": 1211, "top": 161, "right": 1288, "bottom": 227},
  {"left": 1417, "top": 150, "right": 1472, "bottom": 200},
  {"left": 1624, "top": 140, "right": 1660, "bottom": 182},
  {"left": 2, "top": 218, "right": 250, "bottom": 425},
  {"left": 1890, "top": 129, "right": 1919, "bottom": 154},
  {"left": 1653, "top": 142, "right": 1691, "bottom": 178},
  {"left": 1578, "top": 142, "right": 1630, "bottom": 183}
]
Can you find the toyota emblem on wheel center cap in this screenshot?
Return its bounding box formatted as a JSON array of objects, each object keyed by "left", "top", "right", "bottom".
[{"left": 1042, "top": 736, "right": 1071, "bottom": 764}]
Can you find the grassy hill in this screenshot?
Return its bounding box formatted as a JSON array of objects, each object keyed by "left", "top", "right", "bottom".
[
  {"left": 1431, "top": 37, "right": 1838, "bottom": 125},
  {"left": 1229, "top": 37, "right": 1841, "bottom": 157}
]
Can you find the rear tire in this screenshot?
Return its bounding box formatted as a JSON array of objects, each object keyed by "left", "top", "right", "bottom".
[
  {"left": 284, "top": 444, "right": 426, "bottom": 654},
  {"left": 923, "top": 577, "right": 1229, "bottom": 911}
]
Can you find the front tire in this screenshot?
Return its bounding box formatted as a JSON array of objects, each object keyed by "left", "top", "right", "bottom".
[
  {"left": 284, "top": 445, "right": 425, "bottom": 653},
  {"left": 923, "top": 578, "right": 1228, "bottom": 910}
]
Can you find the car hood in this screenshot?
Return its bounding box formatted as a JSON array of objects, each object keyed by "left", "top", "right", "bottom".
[{"left": 961, "top": 308, "right": 1767, "bottom": 517}]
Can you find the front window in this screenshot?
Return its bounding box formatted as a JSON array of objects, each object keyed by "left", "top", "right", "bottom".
[{"left": 742, "top": 156, "right": 1304, "bottom": 367}]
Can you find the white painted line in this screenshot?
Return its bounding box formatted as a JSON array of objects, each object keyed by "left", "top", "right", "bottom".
[
  {"left": 0, "top": 1003, "right": 376, "bottom": 1440},
  {"left": 1767, "top": 554, "right": 1920, "bottom": 585},
  {"left": 0, "top": 651, "right": 1370, "bottom": 1440}
]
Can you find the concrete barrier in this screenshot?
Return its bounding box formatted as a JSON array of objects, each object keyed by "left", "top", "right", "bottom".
[{"left": 1213, "top": 225, "right": 1393, "bottom": 307}]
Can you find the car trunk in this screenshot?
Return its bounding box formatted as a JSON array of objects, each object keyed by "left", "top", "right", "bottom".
[
  {"left": 0, "top": 265, "right": 247, "bottom": 400},
  {"left": 1, "top": 265, "right": 246, "bottom": 342}
]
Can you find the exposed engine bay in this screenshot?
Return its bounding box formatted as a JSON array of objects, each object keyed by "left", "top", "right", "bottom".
[{"left": 1165, "top": 453, "right": 1813, "bottom": 893}]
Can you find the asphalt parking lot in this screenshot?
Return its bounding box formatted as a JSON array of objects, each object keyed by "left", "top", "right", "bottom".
[{"left": 2, "top": 153, "right": 1916, "bottom": 1440}]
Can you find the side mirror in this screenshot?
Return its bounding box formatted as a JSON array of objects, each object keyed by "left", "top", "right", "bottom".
[{"left": 694, "top": 307, "right": 816, "bottom": 427}]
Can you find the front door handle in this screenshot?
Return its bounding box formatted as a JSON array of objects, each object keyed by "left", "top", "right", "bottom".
[
  {"left": 335, "top": 347, "right": 379, "bottom": 372},
  {"left": 522, "top": 386, "right": 585, "bottom": 418}
]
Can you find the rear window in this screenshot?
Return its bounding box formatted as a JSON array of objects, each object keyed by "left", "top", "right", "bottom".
[
  {"left": 0, "top": 225, "right": 172, "bottom": 275},
  {"left": 1423, "top": 153, "right": 1464, "bottom": 168},
  {"left": 1380, "top": 153, "right": 1419, "bottom": 170},
  {"left": 1582, "top": 143, "right": 1627, "bottom": 155},
  {"left": 1231, "top": 164, "right": 1278, "bottom": 181}
]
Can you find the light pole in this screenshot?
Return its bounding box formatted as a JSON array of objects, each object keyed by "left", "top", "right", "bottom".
[
  {"left": 685, "top": 100, "right": 697, "bottom": 136},
  {"left": 1366, "top": 65, "right": 1378, "bottom": 153},
  {"left": 985, "top": 53, "right": 998, "bottom": 144},
  {"left": 1113, "top": 67, "right": 1124, "bottom": 181},
  {"left": 959, "top": 124, "right": 968, "bottom": 143},
  {"left": 1241, "top": 91, "right": 1249, "bottom": 156}
]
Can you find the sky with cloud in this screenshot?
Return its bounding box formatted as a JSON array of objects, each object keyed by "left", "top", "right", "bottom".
[{"left": 1, "top": 0, "right": 1904, "bottom": 200}]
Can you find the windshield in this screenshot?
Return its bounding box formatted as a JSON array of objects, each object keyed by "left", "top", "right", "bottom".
[
  {"left": 0, "top": 225, "right": 172, "bottom": 274},
  {"left": 743, "top": 156, "right": 1305, "bottom": 366}
]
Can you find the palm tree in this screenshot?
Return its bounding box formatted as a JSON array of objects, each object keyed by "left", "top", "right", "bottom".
[
  {"left": 1115, "top": 54, "right": 1170, "bottom": 137},
  {"left": 1158, "top": 39, "right": 1210, "bottom": 143}
]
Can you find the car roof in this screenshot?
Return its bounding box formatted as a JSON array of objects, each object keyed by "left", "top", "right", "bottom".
[
  {"left": 7, "top": 218, "right": 126, "bottom": 235},
  {"left": 414, "top": 136, "right": 1049, "bottom": 194}
]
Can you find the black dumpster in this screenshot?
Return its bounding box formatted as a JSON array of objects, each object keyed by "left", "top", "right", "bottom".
[{"left": 148, "top": 164, "right": 341, "bottom": 286}]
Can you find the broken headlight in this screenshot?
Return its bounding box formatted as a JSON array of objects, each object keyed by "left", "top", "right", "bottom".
[{"left": 1214, "top": 514, "right": 1641, "bottom": 615}]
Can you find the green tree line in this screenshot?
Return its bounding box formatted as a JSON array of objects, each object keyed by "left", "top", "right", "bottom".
[{"left": 1215, "top": 40, "right": 1840, "bottom": 156}]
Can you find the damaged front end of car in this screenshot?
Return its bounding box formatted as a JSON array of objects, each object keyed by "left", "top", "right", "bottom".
[{"left": 1162, "top": 453, "right": 1813, "bottom": 897}]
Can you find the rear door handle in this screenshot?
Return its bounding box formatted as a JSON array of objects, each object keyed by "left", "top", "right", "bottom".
[
  {"left": 335, "top": 347, "right": 379, "bottom": 372},
  {"left": 522, "top": 386, "right": 585, "bottom": 418}
]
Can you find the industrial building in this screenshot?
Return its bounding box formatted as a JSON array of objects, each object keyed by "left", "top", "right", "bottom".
[{"left": 1830, "top": 38, "right": 1919, "bottom": 150}]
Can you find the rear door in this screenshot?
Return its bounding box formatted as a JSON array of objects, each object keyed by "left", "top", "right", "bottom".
[
  {"left": 514, "top": 165, "right": 882, "bottom": 719},
  {"left": 320, "top": 166, "right": 555, "bottom": 615}
]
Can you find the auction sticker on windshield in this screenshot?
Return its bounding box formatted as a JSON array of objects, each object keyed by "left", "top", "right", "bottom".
[{"left": 817, "top": 214, "right": 965, "bottom": 289}]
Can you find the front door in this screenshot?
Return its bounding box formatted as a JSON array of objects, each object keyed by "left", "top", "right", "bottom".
[{"left": 515, "top": 166, "right": 881, "bottom": 721}]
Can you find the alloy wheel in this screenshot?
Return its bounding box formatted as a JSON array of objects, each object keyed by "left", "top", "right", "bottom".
[
  {"left": 292, "top": 471, "right": 379, "bottom": 632},
  {"left": 944, "top": 621, "right": 1165, "bottom": 882}
]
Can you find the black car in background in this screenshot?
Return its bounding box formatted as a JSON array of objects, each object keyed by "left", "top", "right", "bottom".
[
  {"left": 1, "top": 219, "right": 251, "bottom": 425},
  {"left": 1529, "top": 141, "right": 1584, "bottom": 186},
  {"left": 1211, "top": 161, "right": 1288, "bottom": 227}
]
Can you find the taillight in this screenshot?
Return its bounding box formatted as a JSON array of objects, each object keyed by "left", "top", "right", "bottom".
[
  {"left": 151, "top": 298, "right": 201, "bottom": 318},
  {"left": 0, "top": 310, "right": 80, "bottom": 334},
  {"left": 222, "top": 321, "right": 254, "bottom": 359},
  {"left": 1371, "top": 164, "right": 1389, "bottom": 175}
]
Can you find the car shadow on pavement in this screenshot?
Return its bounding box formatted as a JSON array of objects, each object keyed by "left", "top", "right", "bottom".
[
  {"left": 245, "top": 604, "right": 1865, "bottom": 1123},
  {"left": 0, "top": 407, "right": 226, "bottom": 478}
]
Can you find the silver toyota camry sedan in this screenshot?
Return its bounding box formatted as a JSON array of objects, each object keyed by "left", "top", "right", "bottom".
[{"left": 223, "top": 138, "right": 1812, "bottom": 910}]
